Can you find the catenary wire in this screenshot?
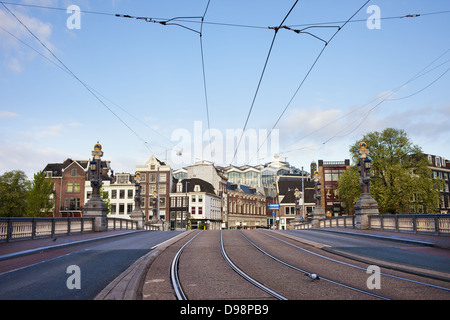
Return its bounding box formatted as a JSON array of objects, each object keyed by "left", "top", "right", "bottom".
[
  {"left": 246, "top": 0, "right": 371, "bottom": 165},
  {"left": 230, "top": 0, "right": 299, "bottom": 165},
  {"left": 0, "top": 1, "right": 157, "bottom": 154}
]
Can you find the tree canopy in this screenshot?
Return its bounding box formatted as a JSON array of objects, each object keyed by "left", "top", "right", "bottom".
[{"left": 338, "top": 128, "right": 442, "bottom": 214}]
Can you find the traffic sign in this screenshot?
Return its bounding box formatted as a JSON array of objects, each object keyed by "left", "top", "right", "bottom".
[{"left": 268, "top": 204, "right": 280, "bottom": 210}]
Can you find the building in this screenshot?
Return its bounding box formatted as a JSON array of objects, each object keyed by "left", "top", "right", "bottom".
[
  {"left": 226, "top": 183, "right": 267, "bottom": 229},
  {"left": 315, "top": 159, "right": 351, "bottom": 217},
  {"left": 275, "top": 175, "right": 315, "bottom": 230},
  {"left": 136, "top": 155, "right": 173, "bottom": 222},
  {"left": 43, "top": 158, "right": 111, "bottom": 217},
  {"left": 185, "top": 160, "right": 228, "bottom": 226},
  {"left": 222, "top": 154, "right": 305, "bottom": 190},
  {"left": 424, "top": 154, "right": 450, "bottom": 213},
  {"left": 170, "top": 178, "right": 222, "bottom": 230},
  {"left": 86, "top": 172, "right": 136, "bottom": 219}
]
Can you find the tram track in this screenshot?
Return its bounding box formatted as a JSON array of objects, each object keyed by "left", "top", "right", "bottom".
[
  {"left": 166, "top": 230, "right": 450, "bottom": 300},
  {"left": 251, "top": 230, "right": 450, "bottom": 300}
]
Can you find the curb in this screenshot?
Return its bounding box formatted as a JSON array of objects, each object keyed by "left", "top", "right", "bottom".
[{"left": 95, "top": 230, "right": 195, "bottom": 300}]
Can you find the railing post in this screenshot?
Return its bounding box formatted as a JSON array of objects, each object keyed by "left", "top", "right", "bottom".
[
  {"left": 413, "top": 215, "right": 417, "bottom": 233},
  {"left": 51, "top": 218, "right": 56, "bottom": 238},
  {"left": 435, "top": 215, "right": 439, "bottom": 235},
  {"left": 7, "top": 218, "right": 12, "bottom": 242},
  {"left": 32, "top": 218, "right": 36, "bottom": 240},
  {"left": 67, "top": 218, "right": 71, "bottom": 236}
]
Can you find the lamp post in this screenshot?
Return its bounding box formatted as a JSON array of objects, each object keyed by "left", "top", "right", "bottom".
[
  {"left": 130, "top": 171, "right": 145, "bottom": 229},
  {"left": 311, "top": 170, "right": 325, "bottom": 228},
  {"left": 354, "top": 142, "right": 379, "bottom": 229},
  {"left": 83, "top": 142, "right": 107, "bottom": 232}
]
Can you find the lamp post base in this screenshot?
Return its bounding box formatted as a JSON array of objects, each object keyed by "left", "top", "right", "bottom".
[
  {"left": 83, "top": 196, "right": 107, "bottom": 232},
  {"left": 311, "top": 206, "right": 325, "bottom": 228},
  {"left": 354, "top": 193, "right": 379, "bottom": 230}
]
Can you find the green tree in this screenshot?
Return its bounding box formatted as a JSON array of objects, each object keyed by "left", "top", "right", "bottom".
[
  {"left": 337, "top": 166, "right": 361, "bottom": 214},
  {"left": 339, "top": 128, "right": 442, "bottom": 214},
  {"left": 100, "top": 188, "right": 111, "bottom": 214},
  {"left": 0, "top": 170, "right": 30, "bottom": 217},
  {"left": 26, "top": 171, "right": 55, "bottom": 217}
]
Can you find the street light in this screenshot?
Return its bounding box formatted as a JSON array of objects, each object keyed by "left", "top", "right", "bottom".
[{"left": 354, "top": 142, "right": 379, "bottom": 229}]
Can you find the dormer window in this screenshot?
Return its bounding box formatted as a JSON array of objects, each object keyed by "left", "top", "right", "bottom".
[
  {"left": 177, "top": 182, "right": 183, "bottom": 193},
  {"left": 194, "top": 185, "right": 201, "bottom": 192}
]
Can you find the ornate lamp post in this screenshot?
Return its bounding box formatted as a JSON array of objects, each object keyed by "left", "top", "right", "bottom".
[
  {"left": 311, "top": 170, "right": 325, "bottom": 228},
  {"left": 354, "top": 142, "right": 379, "bottom": 229},
  {"left": 130, "top": 172, "right": 145, "bottom": 229},
  {"left": 83, "top": 142, "right": 107, "bottom": 232}
]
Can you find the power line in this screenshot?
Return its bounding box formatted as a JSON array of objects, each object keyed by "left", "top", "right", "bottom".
[
  {"left": 230, "top": 0, "right": 299, "bottom": 165},
  {"left": 278, "top": 48, "right": 450, "bottom": 154},
  {"left": 247, "top": 0, "right": 371, "bottom": 165},
  {"left": 0, "top": 1, "right": 157, "bottom": 154}
]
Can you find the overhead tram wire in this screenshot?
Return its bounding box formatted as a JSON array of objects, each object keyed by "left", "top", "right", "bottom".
[
  {"left": 278, "top": 47, "right": 450, "bottom": 155},
  {"left": 0, "top": 1, "right": 156, "bottom": 154},
  {"left": 200, "top": 0, "right": 213, "bottom": 162},
  {"left": 246, "top": 0, "right": 371, "bottom": 166},
  {"left": 230, "top": 0, "right": 299, "bottom": 166},
  {"left": 2, "top": 1, "right": 449, "bottom": 30}
]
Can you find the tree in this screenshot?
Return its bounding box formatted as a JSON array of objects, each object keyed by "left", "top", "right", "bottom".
[
  {"left": 337, "top": 166, "right": 361, "bottom": 215},
  {"left": 0, "top": 170, "right": 29, "bottom": 217},
  {"left": 26, "top": 171, "right": 55, "bottom": 217},
  {"left": 339, "top": 128, "right": 442, "bottom": 215}
]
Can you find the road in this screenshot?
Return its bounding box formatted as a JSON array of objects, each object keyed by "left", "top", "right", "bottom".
[
  {"left": 0, "top": 231, "right": 183, "bottom": 300},
  {"left": 143, "top": 229, "right": 450, "bottom": 300}
]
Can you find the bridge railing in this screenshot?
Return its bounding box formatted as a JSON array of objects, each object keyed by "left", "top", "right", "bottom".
[
  {"left": 0, "top": 217, "right": 139, "bottom": 242},
  {"left": 290, "top": 214, "right": 450, "bottom": 235}
]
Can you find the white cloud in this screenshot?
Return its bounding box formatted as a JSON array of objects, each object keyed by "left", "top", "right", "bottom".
[
  {"left": 0, "top": 5, "right": 55, "bottom": 72},
  {"left": 0, "top": 111, "right": 18, "bottom": 118}
]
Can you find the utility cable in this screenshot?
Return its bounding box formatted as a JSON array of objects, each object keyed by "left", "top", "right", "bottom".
[
  {"left": 247, "top": 0, "right": 371, "bottom": 165},
  {"left": 230, "top": 0, "right": 299, "bottom": 165},
  {"left": 0, "top": 2, "right": 155, "bottom": 154}
]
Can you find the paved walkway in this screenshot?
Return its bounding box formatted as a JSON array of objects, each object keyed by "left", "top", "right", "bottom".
[{"left": 317, "top": 228, "right": 450, "bottom": 249}]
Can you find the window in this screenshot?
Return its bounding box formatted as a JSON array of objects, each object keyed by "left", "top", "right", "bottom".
[
  {"left": 119, "top": 190, "right": 125, "bottom": 199},
  {"left": 160, "top": 197, "right": 166, "bottom": 208},
  {"left": 159, "top": 184, "right": 166, "bottom": 194},
  {"left": 71, "top": 169, "right": 77, "bottom": 177},
  {"left": 192, "top": 195, "right": 196, "bottom": 202},
  {"left": 67, "top": 183, "right": 73, "bottom": 192},
  {"left": 111, "top": 204, "right": 117, "bottom": 214},
  {"left": 140, "top": 173, "right": 146, "bottom": 182},
  {"left": 74, "top": 183, "right": 80, "bottom": 193},
  {"left": 111, "top": 190, "right": 117, "bottom": 199},
  {"left": 198, "top": 207, "right": 203, "bottom": 215},
  {"left": 159, "top": 173, "right": 167, "bottom": 182},
  {"left": 192, "top": 207, "right": 196, "bottom": 214},
  {"left": 150, "top": 173, "right": 156, "bottom": 182},
  {"left": 127, "top": 204, "right": 133, "bottom": 214},
  {"left": 128, "top": 189, "right": 133, "bottom": 199},
  {"left": 141, "top": 197, "right": 146, "bottom": 208},
  {"left": 119, "top": 204, "right": 125, "bottom": 214},
  {"left": 198, "top": 195, "right": 203, "bottom": 203}
]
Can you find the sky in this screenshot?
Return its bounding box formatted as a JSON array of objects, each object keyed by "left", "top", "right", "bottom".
[{"left": 0, "top": 0, "right": 449, "bottom": 179}]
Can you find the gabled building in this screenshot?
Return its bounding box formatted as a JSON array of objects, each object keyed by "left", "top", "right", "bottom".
[
  {"left": 275, "top": 175, "right": 315, "bottom": 230},
  {"left": 136, "top": 155, "right": 173, "bottom": 222},
  {"left": 43, "top": 158, "right": 111, "bottom": 217},
  {"left": 170, "top": 178, "right": 222, "bottom": 230}
]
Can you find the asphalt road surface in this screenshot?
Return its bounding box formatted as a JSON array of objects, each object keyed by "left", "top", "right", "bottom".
[{"left": 0, "top": 231, "right": 183, "bottom": 300}]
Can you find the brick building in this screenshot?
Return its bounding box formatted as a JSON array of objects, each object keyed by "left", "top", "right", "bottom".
[
  {"left": 43, "top": 158, "right": 111, "bottom": 217},
  {"left": 136, "top": 155, "right": 173, "bottom": 222}
]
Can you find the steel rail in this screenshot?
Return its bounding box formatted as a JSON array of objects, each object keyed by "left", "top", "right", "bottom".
[
  {"left": 220, "top": 230, "right": 288, "bottom": 300},
  {"left": 170, "top": 231, "right": 202, "bottom": 300},
  {"left": 260, "top": 230, "right": 450, "bottom": 293},
  {"left": 239, "top": 231, "right": 391, "bottom": 300}
]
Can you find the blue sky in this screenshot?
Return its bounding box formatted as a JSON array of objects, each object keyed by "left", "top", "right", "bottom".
[{"left": 1, "top": 0, "right": 449, "bottom": 178}]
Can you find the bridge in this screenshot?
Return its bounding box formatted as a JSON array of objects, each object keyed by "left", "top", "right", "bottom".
[{"left": 0, "top": 216, "right": 449, "bottom": 314}]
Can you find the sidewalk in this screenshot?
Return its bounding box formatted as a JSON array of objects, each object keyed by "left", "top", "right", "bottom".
[
  {"left": 0, "top": 229, "right": 141, "bottom": 261},
  {"left": 317, "top": 227, "right": 450, "bottom": 249}
]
